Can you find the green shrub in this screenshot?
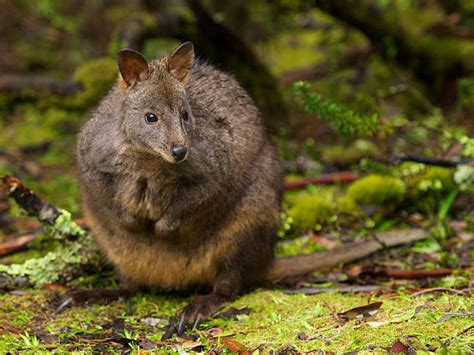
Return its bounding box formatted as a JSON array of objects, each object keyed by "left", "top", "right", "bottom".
[{"left": 294, "top": 81, "right": 379, "bottom": 136}]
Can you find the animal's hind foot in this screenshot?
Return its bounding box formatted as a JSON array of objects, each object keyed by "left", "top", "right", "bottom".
[{"left": 162, "top": 293, "right": 231, "bottom": 340}]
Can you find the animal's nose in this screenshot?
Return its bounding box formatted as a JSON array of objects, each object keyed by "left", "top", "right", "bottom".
[{"left": 171, "top": 145, "right": 187, "bottom": 162}]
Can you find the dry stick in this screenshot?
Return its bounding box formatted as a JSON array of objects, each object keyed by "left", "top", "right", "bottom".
[
  {"left": 412, "top": 287, "right": 470, "bottom": 296},
  {"left": 396, "top": 155, "right": 473, "bottom": 167},
  {"left": 384, "top": 268, "right": 452, "bottom": 279},
  {"left": 266, "top": 229, "right": 430, "bottom": 281},
  {"left": 0, "top": 232, "right": 37, "bottom": 256},
  {"left": 284, "top": 171, "right": 358, "bottom": 191},
  {"left": 1, "top": 176, "right": 61, "bottom": 224}
]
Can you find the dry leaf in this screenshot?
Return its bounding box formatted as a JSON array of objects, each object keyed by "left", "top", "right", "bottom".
[
  {"left": 390, "top": 339, "right": 409, "bottom": 353},
  {"left": 222, "top": 336, "right": 247, "bottom": 353},
  {"left": 338, "top": 301, "right": 383, "bottom": 321}
]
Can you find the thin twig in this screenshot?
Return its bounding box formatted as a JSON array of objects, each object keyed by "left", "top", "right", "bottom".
[
  {"left": 0, "top": 231, "right": 38, "bottom": 256},
  {"left": 412, "top": 287, "right": 470, "bottom": 296},
  {"left": 284, "top": 172, "right": 358, "bottom": 191}
]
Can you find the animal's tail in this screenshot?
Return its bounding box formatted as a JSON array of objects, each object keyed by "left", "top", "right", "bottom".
[{"left": 266, "top": 228, "right": 429, "bottom": 282}]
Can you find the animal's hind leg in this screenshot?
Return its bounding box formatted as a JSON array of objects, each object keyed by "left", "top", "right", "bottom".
[{"left": 163, "top": 224, "right": 276, "bottom": 339}]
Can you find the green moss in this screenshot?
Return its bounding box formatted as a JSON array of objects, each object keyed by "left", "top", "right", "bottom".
[
  {"left": 336, "top": 195, "right": 359, "bottom": 213},
  {"left": 347, "top": 175, "right": 406, "bottom": 207},
  {"left": 258, "top": 28, "right": 325, "bottom": 75},
  {"left": 0, "top": 210, "right": 98, "bottom": 288},
  {"left": 0, "top": 234, "right": 93, "bottom": 287},
  {"left": 288, "top": 195, "right": 334, "bottom": 233},
  {"left": 335, "top": 195, "right": 364, "bottom": 228},
  {"left": 69, "top": 57, "right": 117, "bottom": 108},
  {"left": 275, "top": 236, "right": 326, "bottom": 257}
]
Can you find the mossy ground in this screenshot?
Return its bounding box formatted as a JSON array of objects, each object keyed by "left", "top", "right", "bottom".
[{"left": 0, "top": 288, "right": 472, "bottom": 352}]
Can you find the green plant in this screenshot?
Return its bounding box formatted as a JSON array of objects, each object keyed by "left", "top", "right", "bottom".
[
  {"left": 454, "top": 165, "right": 474, "bottom": 191},
  {"left": 19, "top": 332, "right": 41, "bottom": 350},
  {"left": 294, "top": 81, "right": 379, "bottom": 136},
  {"left": 437, "top": 190, "right": 458, "bottom": 221}
]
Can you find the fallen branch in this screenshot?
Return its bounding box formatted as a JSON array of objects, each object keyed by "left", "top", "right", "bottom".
[
  {"left": 267, "top": 228, "right": 430, "bottom": 281},
  {"left": 279, "top": 44, "right": 373, "bottom": 85},
  {"left": 1, "top": 176, "right": 61, "bottom": 225},
  {"left": 0, "top": 175, "right": 102, "bottom": 290},
  {"left": 283, "top": 284, "right": 388, "bottom": 295},
  {"left": 0, "top": 74, "right": 82, "bottom": 96},
  {"left": 396, "top": 155, "right": 473, "bottom": 167},
  {"left": 284, "top": 171, "right": 358, "bottom": 190}
]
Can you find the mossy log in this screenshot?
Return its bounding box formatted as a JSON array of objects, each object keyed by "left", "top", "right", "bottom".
[{"left": 0, "top": 176, "right": 103, "bottom": 290}]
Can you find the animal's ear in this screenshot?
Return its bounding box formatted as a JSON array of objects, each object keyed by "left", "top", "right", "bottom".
[
  {"left": 168, "top": 42, "right": 194, "bottom": 84},
  {"left": 117, "top": 49, "right": 149, "bottom": 89}
]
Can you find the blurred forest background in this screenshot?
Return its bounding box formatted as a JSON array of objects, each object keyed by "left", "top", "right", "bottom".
[{"left": 0, "top": 0, "right": 473, "bottom": 352}]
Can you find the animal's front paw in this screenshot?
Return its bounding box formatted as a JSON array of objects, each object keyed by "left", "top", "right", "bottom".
[
  {"left": 154, "top": 217, "right": 178, "bottom": 235},
  {"left": 161, "top": 293, "right": 229, "bottom": 340}
]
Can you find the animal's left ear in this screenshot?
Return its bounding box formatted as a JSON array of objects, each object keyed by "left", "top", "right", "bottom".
[
  {"left": 117, "top": 49, "right": 149, "bottom": 89},
  {"left": 168, "top": 42, "right": 194, "bottom": 84}
]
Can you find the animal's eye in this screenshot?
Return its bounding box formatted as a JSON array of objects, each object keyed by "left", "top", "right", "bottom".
[
  {"left": 181, "top": 110, "right": 189, "bottom": 121},
  {"left": 145, "top": 112, "right": 159, "bottom": 124}
]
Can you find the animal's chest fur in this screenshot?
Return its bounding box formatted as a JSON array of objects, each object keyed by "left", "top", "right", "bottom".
[
  {"left": 109, "top": 233, "right": 219, "bottom": 289},
  {"left": 113, "top": 173, "right": 176, "bottom": 220},
  {"left": 86, "top": 170, "right": 231, "bottom": 289},
  {"left": 85, "top": 202, "right": 223, "bottom": 289}
]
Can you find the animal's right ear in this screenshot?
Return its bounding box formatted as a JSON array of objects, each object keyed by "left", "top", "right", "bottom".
[
  {"left": 168, "top": 42, "right": 194, "bottom": 85},
  {"left": 117, "top": 49, "right": 149, "bottom": 90}
]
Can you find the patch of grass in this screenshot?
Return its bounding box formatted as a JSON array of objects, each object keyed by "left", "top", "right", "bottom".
[{"left": 0, "top": 289, "right": 472, "bottom": 352}]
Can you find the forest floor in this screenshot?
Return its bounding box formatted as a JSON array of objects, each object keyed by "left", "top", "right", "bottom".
[{"left": 0, "top": 285, "right": 473, "bottom": 352}]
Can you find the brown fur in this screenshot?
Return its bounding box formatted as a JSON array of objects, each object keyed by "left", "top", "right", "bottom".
[{"left": 76, "top": 43, "right": 282, "bottom": 326}]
